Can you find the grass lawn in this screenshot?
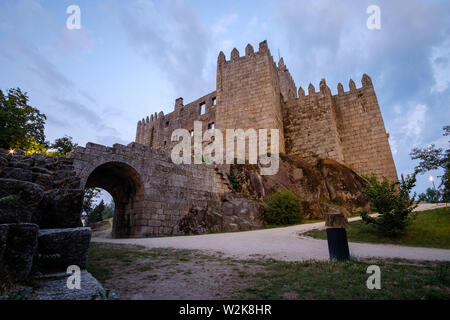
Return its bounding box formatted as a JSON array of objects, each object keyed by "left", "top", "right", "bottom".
[
  {"left": 304, "top": 207, "right": 450, "bottom": 249},
  {"left": 87, "top": 242, "right": 450, "bottom": 300},
  {"left": 242, "top": 258, "right": 450, "bottom": 300}
]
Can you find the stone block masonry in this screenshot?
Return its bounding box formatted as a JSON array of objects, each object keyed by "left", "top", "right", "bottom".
[
  {"left": 69, "top": 142, "right": 231, "bottom": 238},
  {"left": 136, "top": 40, "right": 397, "bottom": 182}
]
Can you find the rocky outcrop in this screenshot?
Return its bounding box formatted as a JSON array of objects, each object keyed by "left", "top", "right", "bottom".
[
  {"left": 31, "top": 270, "right": 117, "bottom": 300},
  {"left": 38, "top": 228, "right": 92, "bottom": 270},
  {"left": 221, "top": 193, "right": 264, "bottom": 231},
  {"left": 0, "top": 223, "right": 39, "bottom": 283},
  {"left": 35, "top": 189, "right": 84, "bottom": 229},
  {"left": 0, "top": 149, "right": 83, "bottom": 228},
  {"left": 0, "top": 179, "right": 44, "bottom": 224},
  {"left": 230, "top": 154, "right": 369, "bottom": 219},
  {"left": 174, "top": 193, "right": 264, "bottom": 235},
  {"left": 0, "top": 149, "right": 89, "bottom": 296}
]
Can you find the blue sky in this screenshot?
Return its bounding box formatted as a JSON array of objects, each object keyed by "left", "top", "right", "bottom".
[{"left": 0, "top": 0, "right": 449, "bottom": 195}]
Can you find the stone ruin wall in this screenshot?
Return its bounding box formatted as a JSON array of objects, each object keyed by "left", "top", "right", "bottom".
[
  {"left": 135, "top": 40, "right": 398, "bottom": 181},
  {"left": 70, "top": 142, "right": 231, "bottom": 238},
  {"left": 136, "top": 92, "right": 217, "bottom": 154}
]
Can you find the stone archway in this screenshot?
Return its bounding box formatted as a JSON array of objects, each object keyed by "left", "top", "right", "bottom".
[
  {"left": 84, "top": 161, "right": 144, "bottom": 238},
  {"left": 70, "top": 142, "right": 231, "bottom": 238}
]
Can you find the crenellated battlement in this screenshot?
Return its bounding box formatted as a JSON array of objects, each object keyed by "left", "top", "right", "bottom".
[
  {"left": 135, "top": 40, "right": 397, "bottom": 181},
  {"left": 294, "top": 74, "right": 373, "bottom": 100},
  {"left": 217, "top": 40, "right": 271, "bottom": 65}
]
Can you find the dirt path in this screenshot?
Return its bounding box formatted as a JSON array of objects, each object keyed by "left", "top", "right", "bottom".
[{"left": 92, "top": 203, "right": 450, "bottom": 262}]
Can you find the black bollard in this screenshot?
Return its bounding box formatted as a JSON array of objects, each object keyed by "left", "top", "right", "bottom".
[
  {"left": 326, "top": 228, "right": 350, "bottom": 261},
  {"left": 325, "top": 211, "right": 350, "bottom": 261}
]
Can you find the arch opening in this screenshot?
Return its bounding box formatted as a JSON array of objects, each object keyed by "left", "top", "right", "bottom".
[{"left": 84, "top": 161, "right": 144, "bottom": 238}]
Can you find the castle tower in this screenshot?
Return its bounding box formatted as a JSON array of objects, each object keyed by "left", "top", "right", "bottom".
[
  {"left": 134, "top": 40, "right": 397, "bottom": 181},
  {"left": 215, "top": 41, "right": 286, "bottom": 153}
]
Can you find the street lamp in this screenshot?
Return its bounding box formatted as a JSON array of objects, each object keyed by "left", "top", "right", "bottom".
[{"left": 429, "top": 175, "right": 439, "bottom": 202}]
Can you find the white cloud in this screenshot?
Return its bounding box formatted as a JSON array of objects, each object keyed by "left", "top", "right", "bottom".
[
  {"left": 401, "top": 103, "right": 428, "bottom": 143},
  {"left": 430, "top": 40, "right": 450, "bottom": 93},
  {"left": 211, "top": 13, "right": 238, "bottom": 35},
  {"left": 389, "top": 103, "right": 428, "bottom": 153}
]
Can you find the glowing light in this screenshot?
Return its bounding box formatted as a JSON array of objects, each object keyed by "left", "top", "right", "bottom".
[
  {"left": 8, "top": 149, "right": 14, "bottom": 154},
  {"left": 429, "top": 175, "right": 434, "bottom": 182}
]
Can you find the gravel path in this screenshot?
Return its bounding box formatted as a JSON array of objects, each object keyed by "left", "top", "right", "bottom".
[{"left": 92, "top": 203, "right": 450, "bottom": 262}]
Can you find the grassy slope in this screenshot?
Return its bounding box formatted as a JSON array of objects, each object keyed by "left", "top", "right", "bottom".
[{"left": 304, "top": 207, "right": 450, "bottom": 249}]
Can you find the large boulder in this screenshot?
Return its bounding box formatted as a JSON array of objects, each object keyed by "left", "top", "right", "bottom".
[
  {"left": 175, "top": 193, "right": 264, "bottom": 235},
  {"left": 32, "top": 270, "right": 117, "bottom": 300},
  {"left": 0, "top": 223, "right": 39, "bottom": 283},
  {"left": 0, "top": 179, "right": 44, "bottom": 224},
  {"left": 221, "top": 193, "right": 264, "bottom": 231},
  {"left": 318, "top": 159, "right": 369, "bottom": 211},
  {"left": 229, "top": 154, "right": 369, "bottom": 219},
  {"left": 175, "top": 204, "right": 223, "bottom": 235},
  {"left": 37, "top": 227, "right": 92, "bottom": 270},
  {"left": 34, "top": 189, "right": 84, "bottom": 228},
  {"left": 0, "top": 224, "right": 8, "bottom": 282}
]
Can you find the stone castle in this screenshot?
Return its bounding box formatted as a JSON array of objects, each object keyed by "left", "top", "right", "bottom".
[
  {"left": 135, "top": 40, "right": 397, "bottom": 182},
  {"left": 0, "top": 41, "right": 398, "bottom": 243}
]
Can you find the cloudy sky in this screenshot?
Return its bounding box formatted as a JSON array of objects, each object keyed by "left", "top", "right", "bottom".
[{"left": 0, "top": 0, "right": 449, "bottom": 194}]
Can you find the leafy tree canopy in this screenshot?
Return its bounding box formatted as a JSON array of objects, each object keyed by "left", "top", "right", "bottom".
[
  {"left": 0, "top": 88, "right": 47, "bottom": 152},
  {"left": 48, "top": 135, "right": 78, "bottom": 157},
  {"left": 83, "top": 188, "right": 101, "bottom": 216},
  {"left": 410, "top": 126, "right": 450, "bottom": 202}
]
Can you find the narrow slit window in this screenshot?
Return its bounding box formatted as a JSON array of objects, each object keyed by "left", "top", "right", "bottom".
[
  {"left": 208, "top": 122, "right": 215, "bottom": 130},
  {"left": 200, "top": 102, "right": 206, "bottom": 115},
  {"left": 212, "top": 97, "right": 217, "bottom": 106}
]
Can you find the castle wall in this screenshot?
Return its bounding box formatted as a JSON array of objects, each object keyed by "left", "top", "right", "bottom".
[
  {"left": 334, "top": 76, "right": 398, "bottom": 181},
  {"left": 215, "top": 41, "right": 285, "bottom": 153},
  {"left": 135, "top": 40, "right": 397, "bottom": 181},
  {"left": 282, "top": 75, "right": 397, "bottom": 181},
  {"left": 283, "top": 80, "right": 344, "bottom": 163},
  {"left": 277, "top": 58, "right": 297, "bottom": 103},
  {"left": 136, "top": 91, "right": 217, "bottom": 153}
]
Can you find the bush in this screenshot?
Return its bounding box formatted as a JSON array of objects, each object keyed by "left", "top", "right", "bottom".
[
  {"left": 264, "top": 190, "right": 303, "bottom": 225},
  {"left": 360, "top": 173, "right": 419, "bottom": 237},
  {"left": 227, "top": 171, "right": 241, "bottom": 193}
]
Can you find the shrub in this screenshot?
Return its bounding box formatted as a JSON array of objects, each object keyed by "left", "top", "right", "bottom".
[
  {"left": 264, "top": 190, "right": 303, "bottom": 225},
  {"left": 360, "top": 173, "right": 419, "bottom": 237},
  {"left": 227, "top": 172, "right": 241, "bottom": 193}
]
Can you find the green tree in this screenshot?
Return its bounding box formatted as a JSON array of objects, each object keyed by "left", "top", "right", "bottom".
[
  {"left": 0, "top": 88, "right": 47, "bottom": 152},
  {"left": 88, "top": 200, "right": 105, "bottom": 224},
  {"left": 264, "top": 190, "right": 303, "bottom": 225},
  {"left": 410, "top": 126, "right": 449, "bottom": 202},
  {"left": 418, "top": 188, "right": 442, "bottom": 203},
  {"left": 49, "top": 135, "right": 78, "bottom": 157},
  {"left": 102, "top": 202, "right": 115, "bottom": 220},
  {"left": 83, "top": 188, "right": 101, "bottom": 216},
  {"left": 360, "top": 173, "right": 419, "bottom": 237}
]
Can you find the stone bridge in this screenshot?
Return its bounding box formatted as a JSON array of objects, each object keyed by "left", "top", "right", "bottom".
[{"left": 69, "top": 142, "right": 230, "bottom": 238}]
